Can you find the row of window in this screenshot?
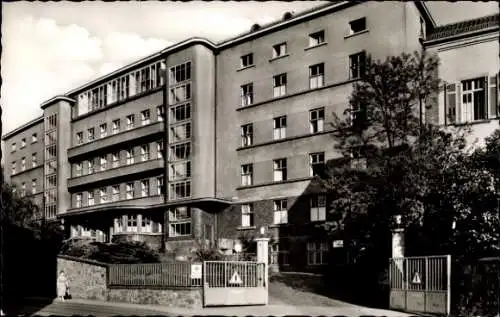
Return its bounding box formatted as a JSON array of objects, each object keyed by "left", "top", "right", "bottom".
[
  {"left": 240, "top": 194, "right": 327, "bottom": 228},
  {"left": 270, "top": 241, "right": 329, "bottom": 266},
  {"left": 10, "top": 133, "right": 38, "bottom": 152},
  {"left": 11, "top": 153, "right": 39, "bottom": 175},
  {"left": 241, "top": 152, "right": 325, "bottom": 186},
  {"left": 12, "top": 179, "right": 39, "bottom": 197},
  {"left": 240, "top": 18, "right": 367, "bottom": 69},
  {"left": 241, "top": 107, "right": 325, "bottom": 147}
]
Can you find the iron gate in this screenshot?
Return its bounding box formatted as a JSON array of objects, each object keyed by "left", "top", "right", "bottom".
[
  {"left": 389, "top": 255, "right": 451, "bottom": 315},
  {"left": 203, "top": 261, "right": 268, "bottom": 307}
]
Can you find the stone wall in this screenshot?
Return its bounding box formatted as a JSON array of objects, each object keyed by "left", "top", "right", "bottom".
[
  {"left": 57, "top": 255, "right": 108, "bottom": 301},
  {"left": 108, "top": 288, "right": 203, "bottom": 308}
]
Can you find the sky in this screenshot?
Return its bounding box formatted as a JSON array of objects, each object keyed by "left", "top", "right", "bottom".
[{"left": 1, "top": 1, "right": 498, "bottom": 141}]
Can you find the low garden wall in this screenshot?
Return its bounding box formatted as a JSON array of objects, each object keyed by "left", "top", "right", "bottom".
[{"left": 57, "top": 255, "right": 203, "bottom": 308}]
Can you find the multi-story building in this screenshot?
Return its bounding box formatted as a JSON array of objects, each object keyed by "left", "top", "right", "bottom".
[{"left": 2, "top": 1, "right": 498, "bottom": 272}]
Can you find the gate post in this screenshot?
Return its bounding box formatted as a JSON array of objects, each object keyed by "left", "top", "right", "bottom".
[
  {"left": 256, "top": 237, "right": 270, "bottom": 303},
  {"left": 391, "top": 215, "right": 405, "bottom": 258}
]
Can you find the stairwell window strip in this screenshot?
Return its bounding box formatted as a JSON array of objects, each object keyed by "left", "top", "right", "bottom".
[
  {"left": 241, "top": 164, "right": 253, "bottom": 186},
  {"left": 309, "top": 63, "right": 325, "bottom": 89},
  {"left": 273, "top": 74, "right": 287, "bottom": 97},
  {"left": 241, "top": 204, "right": 254, "bottom": 227},
  {"left": 310, "top": 108, "right": 325, "bottom": 133},
  {"left": 310, "top": 194, "right": 326, "bottom": 221},
  {"left": 273, "top": 199, "right": 288, "bottom": 224}
]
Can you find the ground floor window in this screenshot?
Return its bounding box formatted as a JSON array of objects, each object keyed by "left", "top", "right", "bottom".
[
  {"left": 169, "top": 206, "right": 192, "bottom": 237},
  {"left": 112, "top": 214, "right": 162, "bottom": 234},
  {"left": 270, "top": 242, "right": 290, "bottom": 266},
  {"left": 307, "top": 241, "right": 328, "bottom": 265}
]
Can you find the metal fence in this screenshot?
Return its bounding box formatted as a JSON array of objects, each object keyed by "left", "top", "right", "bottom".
[
  {"left": 108, "top": 262, "right": 202, "bottom": 288},
  {"left": 204, "top": 261, "right": 265, "bottom": 288}
]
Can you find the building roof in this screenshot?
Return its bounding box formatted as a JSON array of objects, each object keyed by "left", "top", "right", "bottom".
[
  {"left": 2, "top": 115, "right": 44, "bottom": 141},
  {"left": 426, "top": 14, "right": 499, "bottom": 41}
]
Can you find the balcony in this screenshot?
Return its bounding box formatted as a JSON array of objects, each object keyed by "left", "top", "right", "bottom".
[
  {"left": 68, "top": 158, "right": 164, "bottom": 189},
  {"left": 65, "top": 195, "right": 165, "bottom": 216},
  {"left": 68, "top": 122, "right": 164, "bottom": 160}
]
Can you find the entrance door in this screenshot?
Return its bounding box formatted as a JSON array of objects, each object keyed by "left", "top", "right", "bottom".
[
  {"left": 389, "top": 255, "right": 451, "bottom": 315},
  {"left": 203, "top": 261, "right": 268, "bottom": 307}
]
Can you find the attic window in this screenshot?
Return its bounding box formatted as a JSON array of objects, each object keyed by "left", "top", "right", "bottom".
[
  {"left": 349, "top": 17, "right": 366, "bottom": 35},
  {"left": 251, "top": 24, "right": 261, "bottom": 32},
  {"left": 283, "top": 12, "right": 293, "bottom": 20}
]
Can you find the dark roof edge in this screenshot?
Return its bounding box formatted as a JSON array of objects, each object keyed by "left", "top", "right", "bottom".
[
  {"left": 40, "top": 95, "right": 76, "bottom": 110},
  {"left": 424, "top": 24, "right": 499, "bottom": 47},
  {"left": 414, "top": 1, "right": 437, "bottom": 28},
  {"left": 2, "top": 115, "right": 44, "bottom": 140}
]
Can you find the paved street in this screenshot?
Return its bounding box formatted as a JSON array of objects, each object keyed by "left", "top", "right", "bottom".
[{"left": 7, "top": 297, "right": 413, "bottom": 316}]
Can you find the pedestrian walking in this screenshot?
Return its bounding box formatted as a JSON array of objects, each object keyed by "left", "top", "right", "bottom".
[{"left": 57, "top": 271, "right": 69, "bottom": 301}]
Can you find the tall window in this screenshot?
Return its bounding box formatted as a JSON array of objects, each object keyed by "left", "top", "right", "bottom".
[
  {"left": 88, "top": 160, "right": 94, "bottom": 174},
  {"left": 76, "top": 132, "right": 83, "bottom": 145},
  {"left": 241, "top": 124, "right": 253, "bottom": 147},
  {"left": 241, "top": 83, "right": 254, "bottom": 107},
  {"left": 169, "top": 103, "right": 191, "bottom": 123},
  {"left": 273, "top": 116, "right": 287, "bottom": 140},
  {"left": 87, "top": 128, "right": 95, "bottom": 142},
  {"left": 126, "top": 149, "right": 134, "bottom": 165},
  {"left": 126, "top": 182, "right": 135, "bottom": 199},
  {"left": 99, "top": 187, "right": 108, "bottom": 203},
  {"left": 21, "top": 138, "right": 26, "bottom": 148},
  {"left": 157, "top": 176, "right": 164, "bottom": 195},
  {"left": 309, "top": 63, "right": 325, "bottom": 89},
  {"left": 99, "top": 123, "right": 107, "bottom": 138},
  {"left": 273, "top": 158, "right": 287, "bottom": 182},
  {"left": 309, "top": 152, "right": 325, "bottom": 177},
  {"left": 75, "top": 162, "right": 82, "bottom": 176},
  {"left": 157, "top": 141, "right": 164, "bottom": 159},
  {"left": 32, "top": 153, "right": 37, "bottom": 168},
  {"left": 349, "top": 51, "right": 366, "bottom": 79},
  {"left": 99, "top": 156, "right": 107, "bottom": 171},
  {"left": 309, "top": 30, "right": 325, "bottom": 47},
  {"left": 461, "top": 78, "right": 487, "bottom": 122},
  {"left": 310, "top": 108, "right": 325, "bottom": 133},
  {"left": 169, "top": 62, "right": 191, "bottom": 85},
  {"left": 112, "top": 185, "right": 120, "bottom": 201},
  {"left": 272, "top": 42, "right": 287, "bottom": 58},
  {"left": 307, "top": 241, "right": 328, "bottom": 265},
  {"left": 112, "top": 119, "right": 120, "bottom": 134},
  {"left": 88, "top": 191, "right": 94, "bottom": 206},
  {"left": 310, "top": 194, "right": 326, "bottom": 222},
  {"left": 76, "top": 193, "right": 82, "bottom": 208},
  {"left": 11, "top": 161, "right": 16, "bottom": 175},
  {"left": 141, "top": 109, "right": 151, "bottom": 125},
  {"left": 241, "top": 204, "right": 254, "bottom": 227},
  {"left": 169, "top": 181, "right": 191, "bottom": 200},
  {"left": 273, "top": 199, "right": 288, "bottom": 224},
  {"left": 141, "top": 179, "right": 150, "bottom": 197},
  {"left": 240, "top": 53, "right": 254, "bottom": 68},
  {"left": 21, "top": 157, "right": 26, "bottom": 171},
  {"left": 32, "top": 179, "right": 37, "bottom": 194},
  {"left": 140, "top": 144, "right": 150, "bottom": 161},
  {"left": 126, "top": 115, "right": 135, "bottom": 130},
  {"left": 32, "top": 133, "right": 38, "bottom": 143},
  {"left": 273, "top": 74, "right": 287, "bottom": 97},
  {"left": 157, "top": 105, "right": 166, "bottom": 122},
  {"left": 112, "top": 151, "right": 120, "bottom": 168},
  {"left": 169, "top": 206, "right": 192, "bottom": 237},
  {"left": 241, "top": 164, "right": 253, "bottom": 186}
]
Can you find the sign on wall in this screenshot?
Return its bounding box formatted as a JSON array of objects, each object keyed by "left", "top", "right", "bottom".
[{"left": 191, "top": 263, "right": 202, "bottom": 279}]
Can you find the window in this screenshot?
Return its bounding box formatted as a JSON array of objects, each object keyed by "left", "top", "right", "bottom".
[
  {"left": 141, "top": 109, "right": 151, "bottom": 125},
  {"left": 310, "top": 152, "right": 325, "bottom": 177},
  {"left": 157, "top": 105, "right": 166, "bottom": 122},
  {"left": 157, "top": 176, "right": 164, "bottom": 195},
  {"left": 112, "top": 151, "right": 120, "bottom": 168},
  {"left": 241, "top": 124, "right": 253, "bottom": 147},
  {"left": 169, "top": 103, "right": 191, "bottom": 123},
  {"left": 127, "top": 215, "right": 138, "bottom": 233},
  {"left": 271, "top": 243, "right": 290, "bottom": 266},
  {"left": 273, "top": 158, "right": 287, "bottom": 182},
  {"left": 272, "top": 42, "right": 287, "bottom": 58},
  {"left": 169, "top": 83, "right": 191, "bottom": 104},
  {"left": 99, "top": 123, "right": 107, "bottom": 138},
  {"left": 45, "top": 114, "right": 57, "bottom": 130},
  {"left": 273, "top": 199, "right": 288, "bottom": 224},
  {"left": 76, "top": 132, "right": 83, "bottom": 145},
  {"left": 169, "top": 62, "right": 191, "bottom": 85},
  {"left": 32, "top": 153, "right": 37, "bottom": 168},
  {"left": 46, "top": 131, "right": 56, "bottom": 145},
  {"left": 112, "top": 119, "right": 120, "bottom": 134},
  {"left": 32, "top": 179, "right": 37, "bottom": 195},
  {"left": 11, "top": 161, "right": 16, "bottom": 175},
  {"left": 75, "top": 193, "right": 82, "bottom": 208},
  {"left": 112, "top": 185, "right": 120, "bottom": 202},
  {"left": 461, "top": 78, "right": 487, "bottom": 122},
  {"left": 351, "top": 103, "right": 367, "bottom": 129},
  {"left": 46, "top": 174, "right": 57, "bottom": 188},
  {"left": 310, "top": 108, "right": 325, "bottom": 133},
  {"left": 349, "top": 17, "right": 366, "bottom": 35},
  {"left": 46, "top": 145, "right": 56, "bottom": 160},
  {"left": 99, "top": 156, "right": 107, "bottom": 171},
  {"left": 75, "top": 162, "right": 82, "bottom": 177},
  {"left": 169, "top": 206, "right": 192, "bottom": 237},
  {"left": 273, "top": 116, "right": 287, "bottom": 140},
  {"left": 88, "top": 191, "right": 94, "bottom": 206},
  {"left": 141, "top": 216, "right": 154, "bottom": 233},
  {"left": 87, "top": 128, "right": 95, "bottom": 142},
  {"left": 126, "top": 149, "right": 134, "bottom": 165},
  {"left": 32, "top": 133, "right": 38, "bottom": 143},
  {"left": 240, "top": 83, "right": 254, "bottom": 107},
  {"left": 141, "top": 179, "right": 150, "bottom": 197},
  {"left": 310, "top": 194, "right": 326, "bottom": 221},
  {"left": 99, "top": 188, "right": 107, "bottom": 203},
  {"left": 88, "top": 160, "right": 94, "bottom": 174},
  {"left": 157, "top": 141, "right": 164, "bottom": 159},
  {"left": 21, "top": 138, "right": 26, "bottom": 148},
  {"left": 169, "top": 122, "right": 191, "bottom": 143},
  {"left": 45, "top": 161, "right": 57, "bottom": 175},
  {"left": 241, "top": 164, "right": 253, "bottom": 186},
  {"left": 21, "top": 157, "right": 26, "bottom": 171},
  {"left": 11, "top": 142, "right": 17, "bottom": 152},
  {"left": 169, "top": 181, "right": 191, "bottom": 200},
  {"left": 241, "top": 204, "right": 254, "bottom": 227},
  {"left": 309, "top": 30, "right": 325, "bottom": 47},
  {"left": 169, "top": 142, "right": 191, "bottom": 161},
  {"left": 126, "top": 182, "right": 135, "bottom": 199},
  {"left": 126, "top": 115, "right": 135, "bottom": 130},
  {"left": 169, "top": 161, "right": 191, "bottom": 180},
  {"left": 240, "top": 53, "right": 254, "bottom": 68},
  {"left": 307, "top": 241, "right": 328, "bottom": 265},
  {"left": 349, "top": 52, "right": 366, "bottom": 79},
  {"left": 140, "top": 144, "right": 150, "bottom": 161},
  {"left": 273, "top": 74, "right": 287, "bottom": 97},
  {"left": 309, "top": 63, "right": 325, "bottom": 89}
]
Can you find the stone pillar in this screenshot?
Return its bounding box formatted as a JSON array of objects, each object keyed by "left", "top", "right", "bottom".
[{"left": 255, "top": 237, "right": 270, "bottom": 303}]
